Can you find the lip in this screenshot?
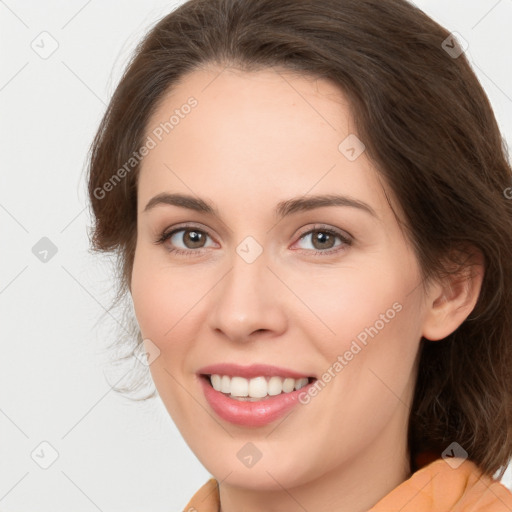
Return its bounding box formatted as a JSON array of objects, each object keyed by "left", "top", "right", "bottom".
[
  {"left": 196, "top": 363, "right": 315, "bottom": 380},
  {"left": 197, "top": 364, "right": 317, "bottom": 427}
]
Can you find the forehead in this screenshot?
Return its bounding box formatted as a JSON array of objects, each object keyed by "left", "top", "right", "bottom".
[
  {"left": 145, "top": 65, "right": 354, "bottom": 150},
  {"left": 137, "top": 66, "right": 387, "bottom": 219},
  {"left": 155, "top": 65, "right": 351, "bottom": 119}
]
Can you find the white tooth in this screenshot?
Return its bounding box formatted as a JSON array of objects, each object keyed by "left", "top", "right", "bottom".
[
  {"left": 294, "top": 377, "right": 308, "bottom": 390},
  {"left": 230, "top": 376, "right": 249, "bottom": 397},
  {"left": 212, "top": 374, "right": 310, "bottom": 398},
  {"left": 210, "top": 374, "right": 222, "bottom": 391},
  {"left": 282, "top": 377, "right": 295, "bottom": 393},
  {"left": 267, "top": 376, "right": 283, "bottom": 396},
  {"left": 248, "top": 376, "right": 268, "bottom": 398},
  {"left": 221, "top": 375, "right": 231, "bottom": 394}
]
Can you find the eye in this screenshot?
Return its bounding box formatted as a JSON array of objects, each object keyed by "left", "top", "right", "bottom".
[
  {"left": 154, "top": 224, "right": 216, "bottom": 256},
  {"left": 154, "top": 223, "right": 352, "bottom": 257},
  {"left": 293, "top": 226, "right": 352, "bottom": 255}
]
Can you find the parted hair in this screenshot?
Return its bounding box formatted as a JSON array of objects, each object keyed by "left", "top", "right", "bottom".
[{"left": 87, "top": 0, "right": 512, "bottom": 477}]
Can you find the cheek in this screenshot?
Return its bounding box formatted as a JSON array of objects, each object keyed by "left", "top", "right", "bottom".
[
  {"left": 130, "top": 266, "right": 168, "bottom": 340},
  {"left": 130, "top": 252, "right": 200, "bottom": 420},
  {"left": 296, "top": 292, "right": 421, "bottom": 460},
  {"left": 324, "top": 282, "right": 422, "bottom": 424},
  {"left": 287, "top": 256, "right": 423, "bottom": 414},
  {"left": 282, "top": 260, "right": 412, "bottom": 349},
  {"left": 130, "top": 247, "right": 215, "bottom": 390},
  {"left": 130, "top": 246, "right": 195, "bottom": 339}
]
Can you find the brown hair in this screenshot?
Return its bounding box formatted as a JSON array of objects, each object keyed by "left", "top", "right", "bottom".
[{"left": 87, "top": 0, "right": 512, "bottom": 477}]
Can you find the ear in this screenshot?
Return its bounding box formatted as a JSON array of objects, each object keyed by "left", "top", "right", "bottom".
[{"left": 422, "top": 247, "right": 484, "bottom": 341}]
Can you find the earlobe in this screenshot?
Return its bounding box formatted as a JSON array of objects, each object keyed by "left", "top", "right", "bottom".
[{"left": 422, "top": 248, "right": 485, "bottom": 341}]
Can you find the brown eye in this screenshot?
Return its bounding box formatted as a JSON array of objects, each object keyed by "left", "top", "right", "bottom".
[
  {"left": 310, "top": 230, "right": 337, "bottom": 250},
  {"left": 154, "top": 225, "right": 216, "bottom": 256},
  {"left": 295, "top": 226, "right": 352, "bottom": 255},
  {"left": 168, "top": 228, "right": 212, "bottom": 250}
]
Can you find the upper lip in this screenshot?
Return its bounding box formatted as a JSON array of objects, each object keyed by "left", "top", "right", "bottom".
[{"left": 197, "top": 363, "right": 315, "bottom": 380}]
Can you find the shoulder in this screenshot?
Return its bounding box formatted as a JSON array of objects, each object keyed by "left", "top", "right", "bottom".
[
  {"left": 182, "top": 459, "right": 512, "bottom": 512},
  {"left": 182, "top": 477, "right": 219, "bottom": 512},
  {"left": 371, "top": 457, "right": 512, "bottom": 511}
]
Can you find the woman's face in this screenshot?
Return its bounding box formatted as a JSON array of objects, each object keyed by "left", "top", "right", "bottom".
[{"left": 131, "top": 66, "right": 430, "bottom": 491}]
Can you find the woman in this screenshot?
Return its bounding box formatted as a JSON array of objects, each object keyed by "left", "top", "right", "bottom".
[{"left": 87, "top": 0, "right": 512, "bottom": 510}]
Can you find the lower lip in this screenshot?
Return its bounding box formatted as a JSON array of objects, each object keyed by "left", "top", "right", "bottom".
[{"left": 199, "top": 375, "right": 316, "bottom": 427}]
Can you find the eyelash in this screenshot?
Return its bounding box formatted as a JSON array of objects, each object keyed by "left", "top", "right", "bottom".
[{"left": 153, "top": 223, "right": 352, "bottom": 258}]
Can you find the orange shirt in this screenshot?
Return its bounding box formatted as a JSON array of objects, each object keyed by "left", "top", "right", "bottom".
[{"left": 182, "top": 457, "right": 512, "bottom": 511}]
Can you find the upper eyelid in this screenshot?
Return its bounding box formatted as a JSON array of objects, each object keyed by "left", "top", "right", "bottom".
[
  {"left": 295, "top": 224, "right": 352, "bottom": 241},
  {"left": 163, "top": 222, "right": 217, "bottom": 240}
]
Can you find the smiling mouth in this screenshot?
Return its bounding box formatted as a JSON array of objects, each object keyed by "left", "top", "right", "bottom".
[{"left": 200, "top": 374, "right": 317, "bottom": 401}]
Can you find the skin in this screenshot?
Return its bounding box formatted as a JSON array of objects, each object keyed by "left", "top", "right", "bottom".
[{"left": 130, "top": 65, "right": 483, "bottom": 512}]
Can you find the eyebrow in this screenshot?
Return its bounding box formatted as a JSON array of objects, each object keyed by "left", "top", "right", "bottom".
[{"left": 143, "top": 192, "right": 377, "bottom": 219}]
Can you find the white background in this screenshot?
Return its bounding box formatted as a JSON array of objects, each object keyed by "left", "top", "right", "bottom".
[{"left": 1, "top": 1, "right": 512, "bottom": 510}]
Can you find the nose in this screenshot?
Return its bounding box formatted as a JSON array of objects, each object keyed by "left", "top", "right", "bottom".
[{"left": 206, "top": 244, "right": 288, "bottom": 343}]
